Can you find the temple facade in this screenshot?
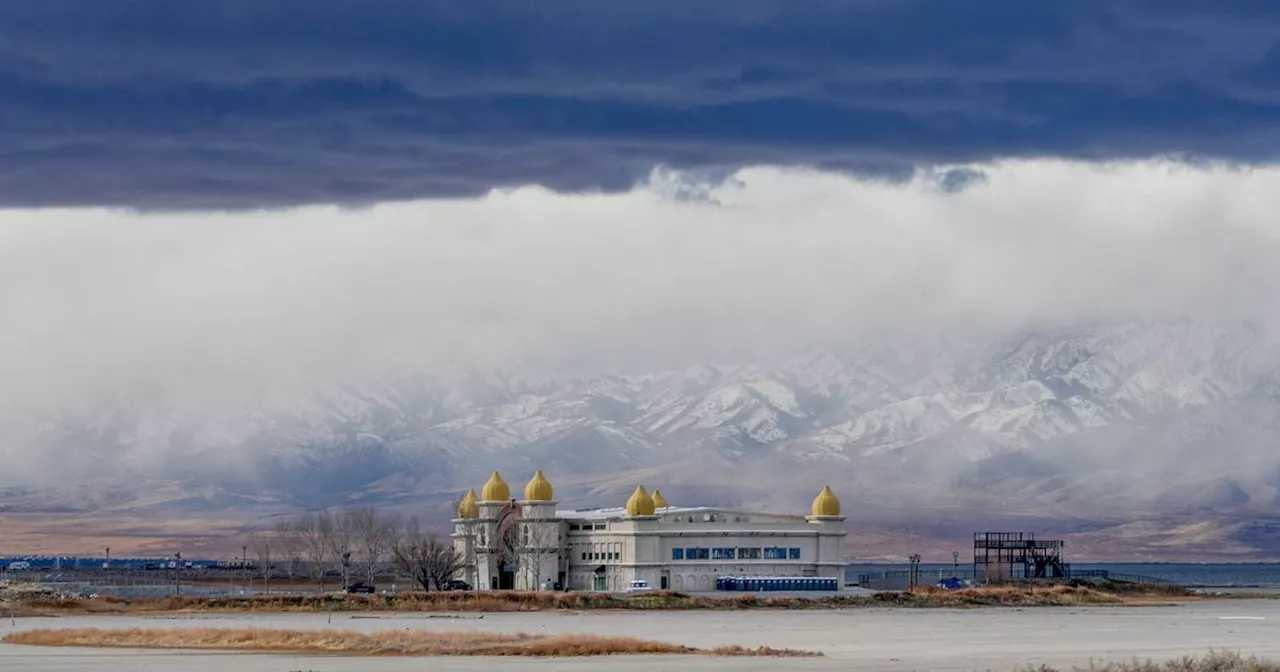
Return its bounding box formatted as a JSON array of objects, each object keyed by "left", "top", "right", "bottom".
[{"left": 451, "top": 471, "right": 847, "bottom": 592}]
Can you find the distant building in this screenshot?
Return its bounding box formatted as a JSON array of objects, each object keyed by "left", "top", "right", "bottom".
[{"left": 451, "top": 471, "right": 847, "bottom": 591}]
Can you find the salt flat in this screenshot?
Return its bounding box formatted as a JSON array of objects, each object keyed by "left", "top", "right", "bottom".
[{"left": 1, "top": 600, "right": 1278, "bottom": 671}]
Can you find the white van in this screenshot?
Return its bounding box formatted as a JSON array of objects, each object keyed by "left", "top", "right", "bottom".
[{"left": 6, "top": 561, "right": 31, "bottom": 571}]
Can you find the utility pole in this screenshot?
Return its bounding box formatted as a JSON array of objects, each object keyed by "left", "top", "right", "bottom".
[
  {"left": 242, "top": 546, "right": 248, "bottom": 592},
  {"left": 953, "top": 550, "right": 959, "bottom": 577},
  {"left": 104, "top": 546, "right": 110, "bottom": 571},
  {"left": 908, "top": 554, "right": 922, "bottom": 591},
  {"left": 174, "top": 552, "right": 182, "bottom": 597}
]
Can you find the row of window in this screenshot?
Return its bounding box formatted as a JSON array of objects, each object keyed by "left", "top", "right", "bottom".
[
  {"left": 573, "top": 540, "right": 622, "bottom": 563},
  {"left": 568, "top": 523, "right": 607, "bottom": 531},
  {"left": 672, "top": 547, "right": 802, "bottom": 561}
]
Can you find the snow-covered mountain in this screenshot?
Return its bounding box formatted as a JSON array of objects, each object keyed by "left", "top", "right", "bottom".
[{"left": 6, "top": 320, "right": 1280, "bottom": 534}]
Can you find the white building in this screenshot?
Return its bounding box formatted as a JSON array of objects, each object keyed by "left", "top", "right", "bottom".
[{"left": 451, "top": 471, "right": 847, "bottom": 592}]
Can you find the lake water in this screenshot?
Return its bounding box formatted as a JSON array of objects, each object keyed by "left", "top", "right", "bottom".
[
  {"left": 5, "top": 601, "right": 1280, "bottom": 671},
  {"left": 846, "top": 562, "right": 1280, "bottom": 587}
]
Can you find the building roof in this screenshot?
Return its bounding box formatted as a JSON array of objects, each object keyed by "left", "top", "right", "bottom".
[
  {"left": 810, "top": 485, "right": 842, "bottom": 517},
  {"left": 523, "top": 470, "right": 554, "bottom": 501},
  {"left": 555, "top": 505, "right": 806, "bottom": 522},
  {"left": 457, "top": 488, "right": 479, "bottom": 519},
  {"left": 624, "top": 484, "right": 656, "bottom": 516},
  {"left": 480, "top": 471, "right": 511, "bottom": 502}
]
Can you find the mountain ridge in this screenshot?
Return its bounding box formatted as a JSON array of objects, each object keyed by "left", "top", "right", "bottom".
[{"left": 5, "top": 320, "right": 1280, "bottom": 558}]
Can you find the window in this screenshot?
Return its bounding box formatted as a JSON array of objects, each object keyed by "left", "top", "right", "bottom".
[
  {"left": 569, "top": 524, "right": 581, "bottom": 531},
  {"left": 581, "top": 552, "right": 587, "bottom": 561},
  {"left": 712, "top": 547, "right": 735, "bottom": 560},
  {"left": 737, "top": 547, "right": 761, "bottom": 559},
  {"left": 764, "top": 547, "right": 787, "bottom": 560},
  {"left": 672, "top": 548, "right": 684, "bottom": 560},
  {"left": 788, "top": 547, "right": 801, "bottom": 560}
]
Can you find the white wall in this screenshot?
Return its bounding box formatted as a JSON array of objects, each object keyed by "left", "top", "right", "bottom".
[
  {"left": 562, "top": 512, "right": 846, "bottom": 591},
  {"left": 457, "top": 508, "right": 847, "bottom": 592}
]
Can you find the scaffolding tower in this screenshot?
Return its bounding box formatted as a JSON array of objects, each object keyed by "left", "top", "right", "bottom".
[{"left": 973, "top": 532, "right": 1066, "bottom": 581}]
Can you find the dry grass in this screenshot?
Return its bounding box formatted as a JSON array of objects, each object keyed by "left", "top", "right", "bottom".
[
  {"left": 1019, "top": 650, "right": 1280, "bottom": 671},
  {"left": 2, "top": 627, "right": 820, "bottom": 657},
  {"left": 882, "top": 584, "right": 1126, "bottom": 607},
  {"left": 5, "top": 583, "right": 1181, "bottom": 616}
]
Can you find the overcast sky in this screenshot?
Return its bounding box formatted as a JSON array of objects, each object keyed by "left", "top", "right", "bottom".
[
  {"left": 2, "top": 2, "right": 1280, "bottom": 208},
  {"left": 4, "top": 159, "right": 1280, "bottom": 414},
  {"left": 2, "top": 2, "right": 1280, "bottom": 423}
]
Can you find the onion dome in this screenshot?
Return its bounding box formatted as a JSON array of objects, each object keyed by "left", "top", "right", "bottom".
[
  {"left": 480, "top": 471, "right": 511, "bottom": 502},
  {"left": 625, "top": 484, "right": 656, "bottom": 517},
  {"left": 651, "top": 489, "right": 669, "bottom": 509},
  {"left": 810, "top": 485, "right": 842, "bottom": 518},
  {"left": 523, "top": 470, "right": 555, "bottom": 502},
  {"left": 457, "top": 488, "right": 479, "bottom": 519}
]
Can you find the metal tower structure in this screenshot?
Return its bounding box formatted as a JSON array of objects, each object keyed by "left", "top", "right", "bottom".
[{"left": 973, "top": 532, "right": 1066, "bottom": 581}]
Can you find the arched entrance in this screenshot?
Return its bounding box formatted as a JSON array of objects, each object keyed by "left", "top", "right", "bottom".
[{"left": 496, "top": 501, "right": 522, "bottom": 589}]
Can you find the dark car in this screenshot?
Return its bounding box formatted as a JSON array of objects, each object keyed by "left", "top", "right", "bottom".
[
  {"left": 345, "top": 582, "right": 376, "bottom": 594},
  {"left": 442, "top": 579, "right": 472, "bottom": 591}
]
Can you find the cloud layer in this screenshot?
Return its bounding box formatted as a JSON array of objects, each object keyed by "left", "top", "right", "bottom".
[
  {"left": 4, "top": 159, "right": 1279, "bottom": 413},
  {"left": 2, "top": 1, "right": 1279, "bottom": 208}
]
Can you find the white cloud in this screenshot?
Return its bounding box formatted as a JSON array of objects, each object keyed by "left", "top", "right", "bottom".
[{"left": 2, "top": 159, "right": 1279, "bottom": 413}]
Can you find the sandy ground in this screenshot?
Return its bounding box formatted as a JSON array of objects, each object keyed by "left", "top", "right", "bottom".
[{"left": 1, "top": 600, "right": 1278, "bottom": 671}]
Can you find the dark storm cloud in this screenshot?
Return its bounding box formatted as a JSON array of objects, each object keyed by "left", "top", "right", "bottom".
[{"left": 2, "top": 0, "right": 1279, "bottom": 208}]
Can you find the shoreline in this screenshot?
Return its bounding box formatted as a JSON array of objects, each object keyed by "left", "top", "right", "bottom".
[
  {"left": 3, "top": 604, "right": 1280, "bottom": 671},
  {"left": 5, "top": 583, "right": 1255, "bottom": 617}
]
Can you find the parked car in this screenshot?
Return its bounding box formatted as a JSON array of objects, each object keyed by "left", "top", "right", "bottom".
[
  {"left": 345, "top": 582, "right": 376, "bottom": 594},
  {"left": 623, "top": 579, "right": 652, "bottom": 593},
  {"left": 443, "top": 579, "right": 472, "bottom": 591}
]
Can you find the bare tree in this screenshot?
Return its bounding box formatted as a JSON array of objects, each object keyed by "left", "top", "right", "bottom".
[
  {"left": 391, "top": 517, "right": 464, "bottom": 591},
  {"left": 250, "top": 532, "right": 274, "bottom": 593},
  {"left": 347, "top": 506, "right": 399, "bottom": 586},
  {"left": 518, "top": 520, "right": 559, "bottom": 591},
  {"left": 294, "top": 511, "right": 335, "bottom": 591},
  {"left": 327, "top": 508, "right": 357, "bottom": 590},
  {"left": 273, "top": 520, "right": 302, "bottom": 581}
]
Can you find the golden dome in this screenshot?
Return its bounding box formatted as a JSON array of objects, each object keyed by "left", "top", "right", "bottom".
[
  {"left": 457, "top": 488, "right": 479, "bottom": 519},
  {"left": 523, "top": 470, "right": 555, "bottom": 502},
  {"left": 810, "top": 485, "right": 842, "bottom": 518},
  {"left": 651, "top": 489, "right": 669, "bottom": 509},
  {"left": 625, "top": 484, "right": 656, "bottom": 517},
  {"left": 480, "top": 471, "right": 511, "bottom": 502}
]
